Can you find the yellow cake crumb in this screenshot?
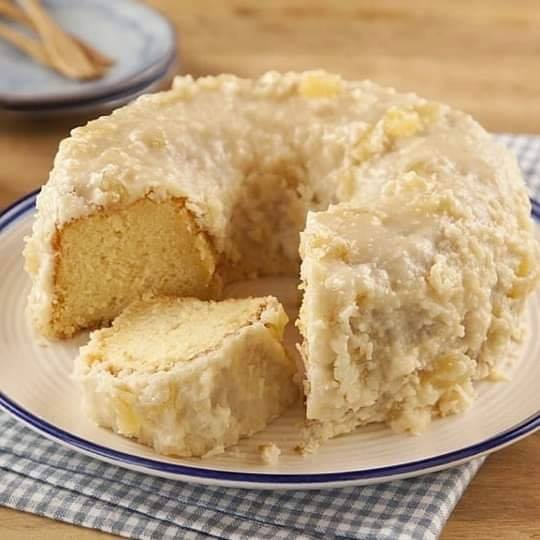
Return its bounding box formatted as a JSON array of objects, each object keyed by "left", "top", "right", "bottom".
[{"left": 259, "top": 443, "right": 281, "bottom": 465}]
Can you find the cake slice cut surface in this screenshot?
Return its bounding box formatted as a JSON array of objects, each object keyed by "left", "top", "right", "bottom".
[{"left": 74, "top": 296, "right": 298, "bottom": 457}]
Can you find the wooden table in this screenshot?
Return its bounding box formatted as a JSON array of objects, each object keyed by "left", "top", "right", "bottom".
[{"left": 1, "top": 1, "right": 539, "bottom": 538}]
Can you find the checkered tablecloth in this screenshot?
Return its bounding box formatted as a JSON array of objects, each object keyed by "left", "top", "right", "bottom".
[{"left": 1, "top": 134, "right": 539, "bottom": 540}]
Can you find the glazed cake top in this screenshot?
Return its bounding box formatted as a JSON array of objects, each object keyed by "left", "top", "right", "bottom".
[
  {"left": 25, "top": 71, "right": 537, "bottom": 338},
  {"left": 29, "top": 70, "right": 532, "bottom": 252}
]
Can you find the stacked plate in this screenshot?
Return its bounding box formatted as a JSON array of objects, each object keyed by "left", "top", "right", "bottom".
[{"left": 0, "top": 0, "right": 177, "bottom": 115}]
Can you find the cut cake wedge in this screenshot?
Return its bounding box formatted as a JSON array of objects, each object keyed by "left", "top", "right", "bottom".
[{"left": 74, "top": 295, "right": 298, "bottom": 457}]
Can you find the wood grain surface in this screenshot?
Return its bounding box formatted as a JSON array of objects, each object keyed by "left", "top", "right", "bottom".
[{"left": 1, "top": 1, "right": 539, "bottom": 538}]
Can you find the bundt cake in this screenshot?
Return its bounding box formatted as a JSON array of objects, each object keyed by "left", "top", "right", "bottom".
[{"left": 25, "top": 71, "right": 539, "bottom": 439}]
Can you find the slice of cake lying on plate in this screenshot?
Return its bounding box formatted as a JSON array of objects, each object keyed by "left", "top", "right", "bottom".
[{"left": 74, "top": 295, "right": 298, "bottom": 457}]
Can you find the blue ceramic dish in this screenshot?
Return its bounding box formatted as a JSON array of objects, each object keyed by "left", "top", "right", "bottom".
[{"left": 0, "top": 0, "right": 176, "bottom": 107}]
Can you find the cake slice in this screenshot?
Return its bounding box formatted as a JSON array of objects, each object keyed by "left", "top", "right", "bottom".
[{"left": 74, "top": 296, "right": 298, "bottom": 457}]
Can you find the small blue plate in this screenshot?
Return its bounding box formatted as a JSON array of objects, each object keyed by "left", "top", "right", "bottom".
[
  {"left": 2, "top": 59, "right": 177, "bottom": 117},
  {"left": 0, "top": 0, "right": 176, "bottom": 107},
  {"left": 2, "top": 51, "right": 177, "bottom": 115}
]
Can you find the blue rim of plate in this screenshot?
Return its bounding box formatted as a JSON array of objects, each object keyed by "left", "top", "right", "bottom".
[{"left": 1, "top": 190, "right": 539, "bottom": 485}]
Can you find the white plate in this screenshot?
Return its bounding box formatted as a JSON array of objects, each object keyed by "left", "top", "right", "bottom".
[
  {"left": 1, "top": 192, "right": 539, "bottom": 490},
  {"left": 0, "top": 0, "right": 176, "bottom": 107}
]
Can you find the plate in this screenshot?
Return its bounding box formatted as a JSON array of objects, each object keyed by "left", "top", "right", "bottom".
[
  {"left": 1, "top": 54, "right": 177, "bottom": 117},
  {"left": 1, "top": 192, "right": 539, "bottom": 490},
  {"left": 0, "top": 0, "right": 176, "bottom": 107}
]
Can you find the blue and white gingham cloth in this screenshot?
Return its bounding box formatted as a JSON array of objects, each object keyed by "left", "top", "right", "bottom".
[{"left": 1, "top": 134, "right": 539, "bottom": 540}]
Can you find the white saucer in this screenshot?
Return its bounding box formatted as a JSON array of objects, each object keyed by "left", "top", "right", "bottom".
[
  {"left": 0, "top": 0, "right": 176, "bottom": 108},
  {"left": 0, "top": 193, "right": 538, "bottom": 490}
]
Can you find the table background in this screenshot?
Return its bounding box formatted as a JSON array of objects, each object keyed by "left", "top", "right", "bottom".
[{"left": 1, "top": 1, "right": 539, "bottom": 538}]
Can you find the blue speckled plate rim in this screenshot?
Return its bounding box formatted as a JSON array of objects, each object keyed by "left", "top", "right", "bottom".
[
  {"left": 0, "top": 0, "right": 177, "bottom": 107},
  {"left": 0, "top": 190, "right": 539, "bottom": 487}
]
